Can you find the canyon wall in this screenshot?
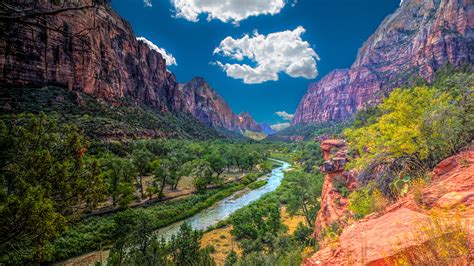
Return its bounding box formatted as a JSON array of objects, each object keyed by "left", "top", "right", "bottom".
[
  {"left": 293, "top": 0, "right": 474, "bottom": 124},
  {"left": 0, "top": 0, "right": 260, "bottom": 132}
]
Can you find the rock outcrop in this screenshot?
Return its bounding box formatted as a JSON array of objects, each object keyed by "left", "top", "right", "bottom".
[
  {"left": 314, "top": 140, "right": 356, "bottom": 238},
  {"left": 0, "top": 0, "right": 261, "bottom": 133},
  {"left": 305, "top": 145, "right": 474, "bottom": 265},
  {"left": 173, "top": 77, "right": 261, "bottom": 131},
  {"left": 293, "top": 0, "right": 474, "bottom": 124}
]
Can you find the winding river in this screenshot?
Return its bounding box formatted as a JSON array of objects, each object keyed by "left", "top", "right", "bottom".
[
  {"left": 58, "top": 160, "right": 291, "bottom": 265},
  {"left": 155, "top": 160, "right": 291, "bottom": 240}
]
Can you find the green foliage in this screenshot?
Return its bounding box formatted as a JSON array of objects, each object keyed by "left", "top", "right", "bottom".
[
  {"left": 107, "top": 218, "right": 214, "bottom": 266},
  {"left": 331, "top": 175, "right": 349, "bottom": 198},
  {"left": 348, "top": 186, "right": 388, "bottom": 219},
  {"left": 224, "top": 250, "right": 238, "bottom": 266},
  {"left": 230, "top": 199, "right": 286, "bottom": 254},
  {"left": 248, "top": 180, "right": 268, "bottom": 190},
  {"left": 292, "top": 141, "right": 324, "bottom": 173},
  {"left": 49, "top": 183, "right": 246, "bottom": 263},
  {"left": 132, "top": 149, "right": 153, "bottom": 198},
  {"left": 292, "top": 222, "right": 313, "bottom": 246},
  {"left": 346, "top": 72, "right": 473, "bottom": 171},
  {"left": 282, "top": 171, "right": 324, "bottom": 227},
  {"left": 0, "top": 114, "right": 95, "bottom": 263},
  {"left": 0, "top": 86, "right": 221, "bottom": 140}
]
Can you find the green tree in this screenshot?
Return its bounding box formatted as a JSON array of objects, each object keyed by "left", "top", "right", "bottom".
[
  {"left": 345, "top": 86, "right": 467, "bottom": 170},
  {"left": 101, "top": 156, "right": 137, "bottom": 207},
  {"left": 204, "top": 148, "right": 226, "bottom": 179},
  {"left": 284, "top": 171, "right": 323, "bottom": 227},
  {"left": 0, "top": 113, "right": 92, "bottom": 263},
  {"left": 132, "top": 148, "right": 153, "bottom": 198},
  {"left": 151, "top": 159, "right": 170, "bottom": 199}
]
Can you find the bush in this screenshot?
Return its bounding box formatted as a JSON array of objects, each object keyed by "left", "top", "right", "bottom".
[
  {"left": 348, "top": 186, "right": 389, "bottom": 219},
  {"left": 248, "top": 180, "right": 267, "bottom": 190}
]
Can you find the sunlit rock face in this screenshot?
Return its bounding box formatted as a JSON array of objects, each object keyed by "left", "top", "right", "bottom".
[
  {"left": 172, "top": 77, "right": 261, "bottom": 131},
  {"left": 0, "top": 0, "right": 176, "bottom": 111},
  {"left": 0, "top": 0, "right": 261, "bottom": 132},
  {"left": 293, "top": 0, "right": 474, "bottom": 124},
  {"left": 305, "top": 145, "right": 474, "bottom": 265}
]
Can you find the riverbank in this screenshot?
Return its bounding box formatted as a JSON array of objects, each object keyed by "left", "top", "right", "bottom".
[{"left": 53, "top": 160, "right": 288, "bottom": 265}]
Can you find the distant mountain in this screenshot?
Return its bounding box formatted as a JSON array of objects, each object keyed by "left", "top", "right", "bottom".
[
  {"left": 293, "top": 0, "right": 473, "bottom": 124},
  {"left": 173, "top": 77, "right": 262, "bottom": 132},
  {"left": 259, "top": 123, "right": 277, "bottom": 135},
  {"left": 0, "top": 0, "right": 261, "bottom": 135}
]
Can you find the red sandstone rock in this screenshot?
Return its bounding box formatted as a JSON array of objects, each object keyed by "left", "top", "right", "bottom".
[
  {"left": 0, "top": 0, "right": 261, "bottom": 133},
  {"left": 305, "top": 146, "right": 474, "bottom": 265},
  {"left": 313, "top": 140, "right": 356, "bottom": 239},
  {"left": 172, "top": 77, "right": 261, "bottom": 131},
  {"left": 293, "top": 0, "right": 474, "bottom": 124}
]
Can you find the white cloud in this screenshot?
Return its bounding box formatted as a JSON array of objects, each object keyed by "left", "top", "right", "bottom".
[
  {"left": 275, "top": 111, "right": 294, "bottom": 121},
  {"left": 213, "top": 26, "right": 319, "bottom": 84},
  {"left": 136, "top": 37, "right": 177, "bottom": 66},
  {"left": 144, "top": 0, "right": 152, "bottom": 7},
  {"left": 170, "top": 0, "right": 286, "bottom": 24},
  {"left": 271, "top": 123, "right": 291, "bottom": 131}
]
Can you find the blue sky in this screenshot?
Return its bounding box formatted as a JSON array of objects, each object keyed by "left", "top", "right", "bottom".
[{"left": 111, "top": 0, "right": 399, "bottom": 125}]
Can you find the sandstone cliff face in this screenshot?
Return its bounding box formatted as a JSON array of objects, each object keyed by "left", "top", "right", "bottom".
[
  {"left": 293, "top": 0, "right": 474, "bottom": 124},
  {"left": 237, "top": 112, "right": 262, "bottom": 132},
  {"left": 0, "top": 0, "right": 175, "bottom": 111},
  {"left": 0, "top": 0, "right": 261, "bottom": 132},
  {"left": 172, "top": 77, "right": 261, "bottom": 131},
  {"left": 305, "top": 145, "right": 474, "bottom": 265}
]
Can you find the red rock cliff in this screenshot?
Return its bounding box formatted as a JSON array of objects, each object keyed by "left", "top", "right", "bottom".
[
  {"left": 293, "top": 0, "right": 474, "bottom": 124},
  {"left": 0, "top": 0, "right": 261, "bottom": 132},
  {"left": 305, "top": 145, "right": 474, "bottom": 265},
  {"left": 173, "top": 77, "right": 261, "bottom": 131}
]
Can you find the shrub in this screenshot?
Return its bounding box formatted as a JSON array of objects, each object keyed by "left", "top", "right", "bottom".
[
  {"left": 348, "top": 186, "right": 389, "bottom": 219},
  {"left": 248, "top": 180, "right": 267, "bottom": 190}
]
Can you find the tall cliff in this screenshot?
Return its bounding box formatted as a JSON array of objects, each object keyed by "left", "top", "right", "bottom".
[
  {"left": 293, "top": 0, "right": 474, "bottom": 124},
  {"left": 173, "top": 77, "right": 261, "bottom": 131},
  {"left": 0, "top": 0, "right": 260, "bottom": 132}
]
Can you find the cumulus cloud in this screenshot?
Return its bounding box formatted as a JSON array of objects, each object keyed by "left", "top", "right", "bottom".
[
  {"left": 144, "top": 0, "right": 152, "bottom": 7},
  {"left": 213, "top": 27, "right": 319, "bottom": 84},
  {"left": 170, "top": 0, "right": 286, "bottom": 24},
  {"left": 271, "top": 123, "right": 291, "bottom": 131},
  {"left": 275, "top": 111, "right": 294, "bottom": 121},
  {"left": 136, "top": 37, "right": 177, "bottom": 66}
]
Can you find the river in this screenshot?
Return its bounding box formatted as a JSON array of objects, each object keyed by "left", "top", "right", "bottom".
[
  {"left": 155, "top": 160, "right": 291, "bottom": 240},
  {"left": 58, "top": 160, "right": 291, "bottom": 265}
]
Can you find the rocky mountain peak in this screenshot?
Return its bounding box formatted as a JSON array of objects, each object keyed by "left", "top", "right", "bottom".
[
  {"left": 293, "top": 0, "right": 473, "bottom": 124},
  {"left": 0, "top": 0, "right": 261, "bottom": 134}
]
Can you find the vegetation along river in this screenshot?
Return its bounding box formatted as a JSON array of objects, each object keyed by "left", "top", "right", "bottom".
[
  {"left": 155, "top": 160, "right": 291, "bottom": 240},
  {"left": 59, "top": 160, "right": 291, "bottom": 265}
]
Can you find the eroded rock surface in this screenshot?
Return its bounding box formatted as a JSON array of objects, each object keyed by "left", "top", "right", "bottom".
[
  {"left": 293, "top": 0, "right": 474, "bottom": 124},
  {"left": 0, "top": 0, "right": 261, "bottom": 132},
  {"left": 305, "top": 146, "right": 474, "bottom": 265}
]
